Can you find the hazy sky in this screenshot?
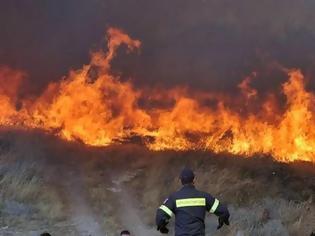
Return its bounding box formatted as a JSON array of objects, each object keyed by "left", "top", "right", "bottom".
[{"left": 1, "top": 0, "right": 315, "bottom": 93}]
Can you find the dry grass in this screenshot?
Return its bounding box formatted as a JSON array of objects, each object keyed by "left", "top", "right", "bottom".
[
  {"left": 107, "top": 150, "right": 315, "bottom": 236},
  {"left": 0, "top": 142, "right": 65, "bottom": 221},
  {"left": 0, "top": 130, "right": 70, "bottom": 235},
  {"left": 0, "top": 130, "right": 314, "bottom": 235}
]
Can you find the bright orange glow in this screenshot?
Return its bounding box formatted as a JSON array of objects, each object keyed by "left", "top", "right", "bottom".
[{"left": 1, "top": 27, "right": 315, "bottom": 163}]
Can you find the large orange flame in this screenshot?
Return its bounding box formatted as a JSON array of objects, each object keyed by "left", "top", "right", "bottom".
[{"left": 1, "top": 28, "right": 314, "bottom": 163}]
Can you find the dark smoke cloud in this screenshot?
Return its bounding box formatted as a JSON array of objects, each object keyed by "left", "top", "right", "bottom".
[{"left": 1, "top": 0, "right": 315, "bottom": 94}]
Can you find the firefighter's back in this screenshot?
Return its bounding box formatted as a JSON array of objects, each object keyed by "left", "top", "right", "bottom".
[
  {"left": 171, "top": 185, "right": 209, "bottom": 236},
  {"left": 155, "top": 168, "right": 230, "bottom": 235}
]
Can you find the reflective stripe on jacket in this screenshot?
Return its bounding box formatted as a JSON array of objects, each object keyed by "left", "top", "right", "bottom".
[{"left": 156, "top": 184, "right": 229, "bottom": 236}]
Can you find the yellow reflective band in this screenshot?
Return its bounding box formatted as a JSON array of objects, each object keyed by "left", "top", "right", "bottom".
[
  {"left": 159, "top": 205, "right": 173, "bottom": 217},
  {"left": 176, "top": 198, "right": 206, "bottom": 208},
  {"left": 210, "top": 198, "right": 219, "bottom": 213}
]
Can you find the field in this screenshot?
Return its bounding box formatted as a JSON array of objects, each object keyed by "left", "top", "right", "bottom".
[{"left": 0, "top": 129, "right": 314, "bottom": 236}]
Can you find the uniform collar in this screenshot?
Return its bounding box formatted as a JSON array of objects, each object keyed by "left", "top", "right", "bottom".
[{"left": 182, "top": 184, "right": 195, "bottom": 189}]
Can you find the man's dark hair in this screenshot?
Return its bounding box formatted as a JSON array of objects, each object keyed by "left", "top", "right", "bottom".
[
  {"left": 180, "top": 167, "right": 195, "bottom": 185},
  {"left": 181, "top": 176, "right": 194, "bottom": 185},
  {"left": 40, "top": 233, "right": 51, "bottom": 236},
  {"left": 120, "top": 230, "right": 130, "bottom": 235}
]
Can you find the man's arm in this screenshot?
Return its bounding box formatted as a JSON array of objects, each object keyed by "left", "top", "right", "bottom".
[
  {"left": 205, "top": 194, "right": 230, "bottom": 229},
  {"left": 156, "top": 196, "right": 175, "bottom": 234}
]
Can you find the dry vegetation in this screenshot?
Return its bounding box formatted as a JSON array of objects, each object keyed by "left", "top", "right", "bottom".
[{"left": 0, "top": 129, "right": 314, "bottom": 236}]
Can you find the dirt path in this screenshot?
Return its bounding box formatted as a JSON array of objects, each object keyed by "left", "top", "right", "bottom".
[
  {"left": 109, "top": 170, "right": 160, "bottom": 236},
  {"left": 61, "top": 165, "right": 105, "bottom": 236}
]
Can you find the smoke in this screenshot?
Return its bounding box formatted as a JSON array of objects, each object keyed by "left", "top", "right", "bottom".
[{"left": 1, "top": 0, "right": 315, "bottom": 93}]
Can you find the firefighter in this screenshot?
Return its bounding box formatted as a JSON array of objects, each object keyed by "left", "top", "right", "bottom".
[{"left": 156, "top": 167, "right": 230, "bottom": 235}]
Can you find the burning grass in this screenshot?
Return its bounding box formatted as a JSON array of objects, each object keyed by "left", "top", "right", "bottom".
[{"left": 1, "top": 28, "right": 315, "bottom": 163}]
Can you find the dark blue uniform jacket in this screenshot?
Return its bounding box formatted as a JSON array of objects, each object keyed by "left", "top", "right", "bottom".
[{"left": 156, "top": 184, "right": 229, "bottom": 236}]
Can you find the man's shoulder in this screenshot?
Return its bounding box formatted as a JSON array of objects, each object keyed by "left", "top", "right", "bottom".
[
  {"left": 195, "top": 188, "right": 214, "bottom": 198},
  {"left": 169, "top": 188, "right": 186, "bottom": 199},
  {"left": 165, "top": 191, "right": 178, "bottom": 201}
]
